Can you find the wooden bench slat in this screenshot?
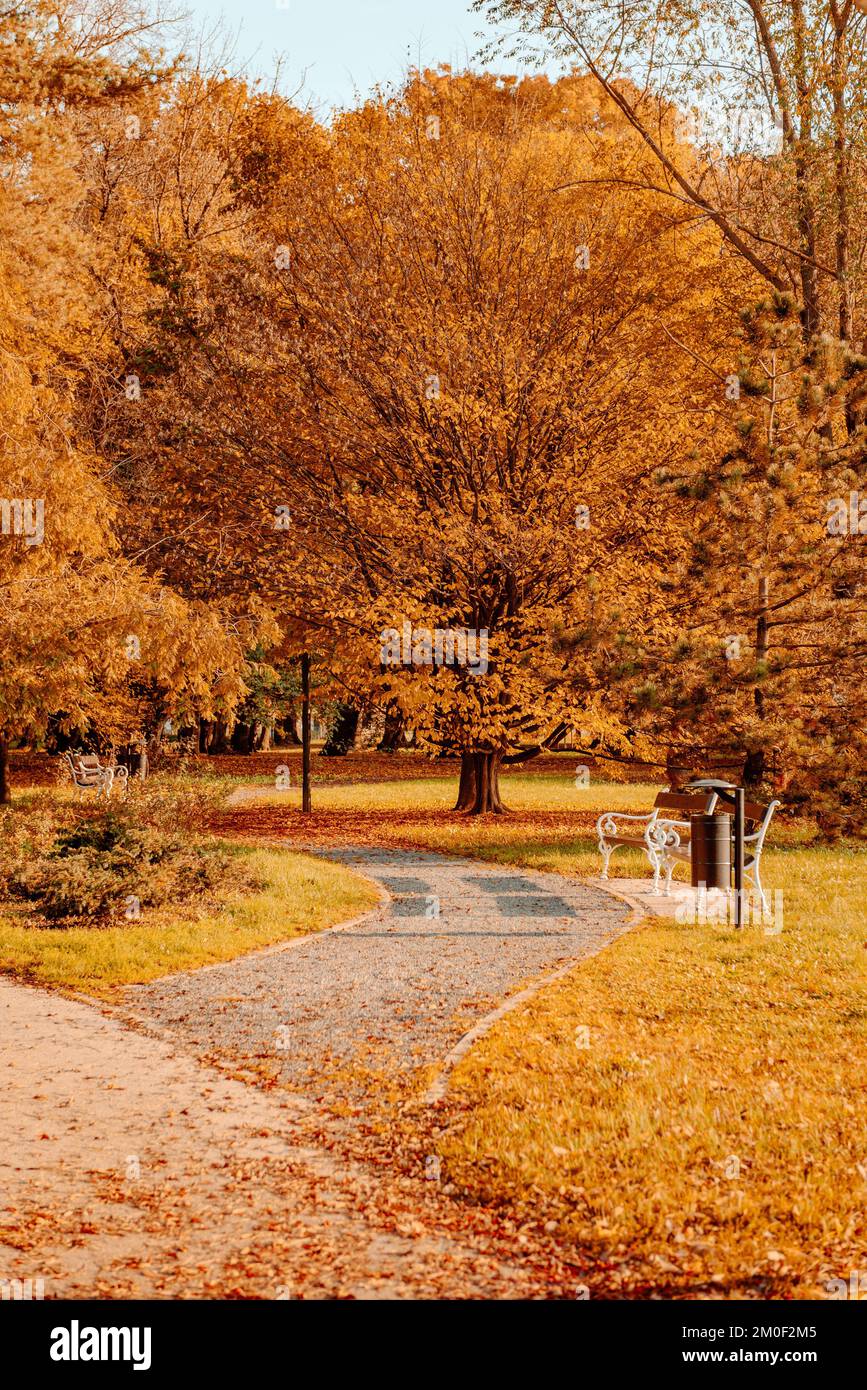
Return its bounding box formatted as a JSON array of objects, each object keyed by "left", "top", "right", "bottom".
[
  {"left": 655, "top": 791, "right": 768, "bottom": 822},
  {"left": 653, "top": 792, "right": 715, "bottom": 814}
]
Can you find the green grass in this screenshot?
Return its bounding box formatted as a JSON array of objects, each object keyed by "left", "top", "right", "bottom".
[
  {"left": 0, "top": 846, "right": 379, "bottom": 997},
  {"left": 234, "top": 774, "right": 659, "bottom": 814}
]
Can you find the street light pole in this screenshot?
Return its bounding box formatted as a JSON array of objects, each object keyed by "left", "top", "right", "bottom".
[
  {"left": 734, "top": 786, "right": 745, "bottom": 929},
  {"left": 301, "top": 652, "right": 311, "bottom": 814}
]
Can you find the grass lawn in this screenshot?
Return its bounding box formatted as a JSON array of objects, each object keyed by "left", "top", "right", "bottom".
[
  {"left": 0, "top": 846, "right": 379, "bottom": 998},
  {"left": 233, "top": 773, "right": 655, "bottom": 815},
  {"left": 426, "top": 824, "right": 867, "bottom": 1299}
]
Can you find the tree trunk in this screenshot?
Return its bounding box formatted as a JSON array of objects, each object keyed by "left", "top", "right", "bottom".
[
  {"left": 209, "top": 716, "right": 230, "bottom": 755},
  {"left": 665, "top": 752, "right": 694, "bottom": 792},
  {"left": 743, "top": 749, "right": 765, "bottom": 788},
  {"left": 146, "top": 723, "right": 165, "bottom": 769},
  {"left": 377, "top": 703, "right": 403, "bottom": 753},
  {"left": 230, "top": 722, "right": 254, "bottom": 753},
  {"left": 454, "top": 753, "right": 477, "bottom": 810},
  {"left": 454, "top": 751, "right": 507, "bottom": 814},
  {"left": 746, "top": 573, "right": 770, "bottom": 790},
  {"left": 755, "top": 575, "right": 769, "bottom": 719},
  {"left": 322, "top": 703, "right": 359, "bottom": 756},
  {"left": 276, "top": 715, "right": 301, "bottom": 747},
  {"left": 0, "top": 734, "right": 10, "bottom": 805},
  {"left": 830, "top": 11, "right": 853, "bottom": 348}
]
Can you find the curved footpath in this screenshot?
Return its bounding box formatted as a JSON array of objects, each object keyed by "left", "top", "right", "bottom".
[
  {"left": 125, "top": 846, "right": 632, "bottom": 1100},
  {"left": 0, "top": 849, "right": 633, "bottom": 1299}
]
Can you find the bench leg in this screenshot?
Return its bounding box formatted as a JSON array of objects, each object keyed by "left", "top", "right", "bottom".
[
  {"left": 646, "top": 845, "right": 662, "bottom": 894},
  {"left": 663, "top": 858, "right": 675, "bottom": 896},
  {"left": 753, "top": 865, "right": 770, "bottom": 916},
  {"left": 599, "top": 841, "right": 613, "bottom": 880}
]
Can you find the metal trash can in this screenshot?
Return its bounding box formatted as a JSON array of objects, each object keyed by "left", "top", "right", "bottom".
[{"left": 691, "top": 813, "right": 731, "bottom": 890}]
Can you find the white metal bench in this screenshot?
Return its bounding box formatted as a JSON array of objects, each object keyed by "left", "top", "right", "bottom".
[
  {"left": 649, "top": 797, "right": 780, "bottom": 910},
  {"left": 597, "top": 788, "right": 720, "bottom": 892},
  {"left": 63, "top": 752, "right": 129, "bottom": 800}
]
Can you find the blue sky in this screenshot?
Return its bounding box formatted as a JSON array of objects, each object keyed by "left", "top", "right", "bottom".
[{"left": 181, "top": 0, "right": 563, "bottom": 114}]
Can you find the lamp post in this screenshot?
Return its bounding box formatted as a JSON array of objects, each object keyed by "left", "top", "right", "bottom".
[
  {"left": 684, "top": 777, "right": 746, "bottom": 928},
  {"left": 300, "top": 652, "right": 311, "bottom": 814}
]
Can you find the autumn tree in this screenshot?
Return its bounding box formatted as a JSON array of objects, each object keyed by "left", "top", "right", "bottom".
[
  {"left": 109, "top": 70, "right": 737, "bottom": 809},
  {"left": 590, "top": 292, "right": 867, "bottom": 826},
  {"left": 477, "top": 0, "right": 867, "bottom": 343},
  {"left": 0, "top": 4, "right": 257, "bottom": 801},
  {"left": 479, "top": 2, "right": 867, "bottom": 815}
]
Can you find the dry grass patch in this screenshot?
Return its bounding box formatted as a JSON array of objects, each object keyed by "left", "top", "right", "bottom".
[{"left": 437, "top": 843, "right": 867, "bottom": 1299}]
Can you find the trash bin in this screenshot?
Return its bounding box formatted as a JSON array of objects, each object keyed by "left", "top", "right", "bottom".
[{"left": 691, "top": 813, "right": 731, "bottom": 890}]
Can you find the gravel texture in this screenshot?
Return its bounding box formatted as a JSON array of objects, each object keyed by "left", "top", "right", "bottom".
[{"left": 124, "top": 846, "right": 632, "bottom": 1099}]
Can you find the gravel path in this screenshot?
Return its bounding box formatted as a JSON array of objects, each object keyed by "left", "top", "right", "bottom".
[
  {"left": 0, "top": 977, "right": 569, "bottom": 1298},
  {"left": 124, "top": 847, "right": 632, "bottom": 1101}
]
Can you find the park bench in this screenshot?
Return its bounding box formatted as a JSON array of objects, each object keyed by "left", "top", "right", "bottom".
[
  {"left": 648, "top": 796, "right": 780, "bottom": 910},
  {"left": 596, "top": 788, "right": 720, "bottom": 893},
  {"left": 63, "top": 752, "right": 129, "bottom": 800}
]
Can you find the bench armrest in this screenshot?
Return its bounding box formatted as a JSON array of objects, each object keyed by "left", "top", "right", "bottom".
[
  {"left": 646, "top": 819, "right": 688, "bottom": 853},
  {"left": 597, "top": 810, "right": 657, "bottom": 827},
  {"left": 594, "top": 811, "right": 655, "bottom": 828}
]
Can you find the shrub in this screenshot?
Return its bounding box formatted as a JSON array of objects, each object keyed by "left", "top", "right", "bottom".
[
  {"left": 121, "top": 772, "right": 227, "bottom": 833},
  {"left": 5, "top": 807, "right": 254, "bottom": 925}
]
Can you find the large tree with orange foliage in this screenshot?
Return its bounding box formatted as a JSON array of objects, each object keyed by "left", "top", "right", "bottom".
[
  {"left": 479, "top": 3, "right": 867, "bottom": 821},
  {"left": 0, "top": 5, "right": 257, "bottom": 802},
  {"left": 97, "top": 69, "right": 735, "bottom": 809}
]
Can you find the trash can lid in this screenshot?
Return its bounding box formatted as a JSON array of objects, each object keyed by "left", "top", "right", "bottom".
[{"left": 684, "top": 777, "right": 739, "bottom": 791}]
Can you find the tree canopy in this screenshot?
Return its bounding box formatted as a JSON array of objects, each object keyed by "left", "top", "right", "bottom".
[{"left": 2, "top": 3, "right": 864, "bottom": 826}]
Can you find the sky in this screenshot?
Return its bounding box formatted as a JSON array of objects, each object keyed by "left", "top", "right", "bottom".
[{"left": 180, "top": 0, "right": 563, "bottom": 115}]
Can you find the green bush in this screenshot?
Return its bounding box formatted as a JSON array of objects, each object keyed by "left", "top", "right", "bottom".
[{"left": 4, "top": 807, "right": 250, "bottom": 925}]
